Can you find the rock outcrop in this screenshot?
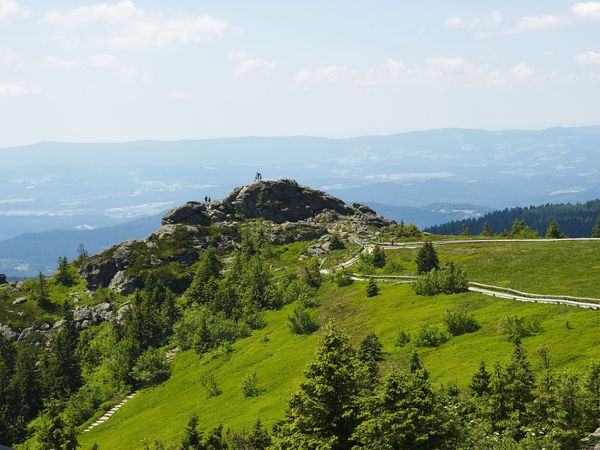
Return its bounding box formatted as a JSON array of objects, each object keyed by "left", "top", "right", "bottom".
[
  {"left": 582, "top": 427, "right": 600, "bottom": 450},
  {"left": 79, "top": 179, "right": 393, "bottom": 292},
  {"left": 0, "top": 274, "right": 7, "bottom": 285}
]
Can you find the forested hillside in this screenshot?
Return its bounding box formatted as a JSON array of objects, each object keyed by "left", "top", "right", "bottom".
[{"left": 426, "top": 200, "right": 600, "bottom": 237}]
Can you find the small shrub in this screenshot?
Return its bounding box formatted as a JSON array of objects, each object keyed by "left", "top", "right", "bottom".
[
  {"left": 366, "top": 279, "right": 379, "bottom": 297},
  {"left": 329, "top": 233, "right": 346, "bottom": 250},
  {"left": 413, "top": 263, "right": 468, "bottom": 296},
  {"left": 199, "top": 371, "right": 222, "bottom": 398},
  {"left": 500, "top": 315, "right": 543, "bottom": 343},
  {"left": 333, "top": 270, "right": 353, "bottom": 287},
  {"left": 413, "top": 325, "right": 449, "bottom": 348},
  {"left": 302, "top": 258, "right": 323, "bottom": 288},
  {"left": 241, "top": 372, "right": 259, "bottom": 397},
  {"left": 131, "top": 347, "right": 171, "bottom": 387},
  {"left": 288, "top": 304, "right": 319, "bottom": 335},
  {"left": 396, "top": 331, "right": 411, "bottom": 347},
  {"left": 443, "top": 308, "right": 480, "bottom": 336}
]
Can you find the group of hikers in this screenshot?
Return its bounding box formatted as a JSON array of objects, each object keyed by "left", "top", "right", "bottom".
[{"left": 203, "top": 195, "right": 212, "bottom": 203}]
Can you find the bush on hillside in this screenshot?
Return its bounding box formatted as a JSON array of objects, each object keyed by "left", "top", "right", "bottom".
[
  {"left": 413, "top": 263, "right": 468, "bottom": 296},
  {"left": 288, "top": 304, "right": 319, "bottom": 335},
  {"left": 333, "top": 270, "right": 353, "bottom": 287},
  {"left": 199, "top": 371, "right": 222, "bottom": 398},
  {"left": 416, "top": 242, "right": 439, "bottom": 274},
  {"left": 329, "top": 233, "right": 346, "bottom": 250},
  {"left": 365, "top": 279, "right": 379, "bottom": 297},
  {"left": 413, "top": 325, "right": 449, "bottom": 348},
  {"left": 395, "top": 331, "right": 411, "bottom": 347},
  {"left": 241, "top": 372, "right": 260, "bottom": 397},
  {"left": 443, "top": 309, "right": 480, "bottom": 336},
  {"left": 500, "top": 315, "right": 543, "bottom": 343},
  {"left": 131, "top": 347, "right": 171, "bottom": 387}
]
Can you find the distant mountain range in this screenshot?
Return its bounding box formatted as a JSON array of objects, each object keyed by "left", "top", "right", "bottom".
[
  {"left": 426, "top": 200, "right": 600, "bottom": 238},
  {"left": 0, "top": 214, "right": 161, "bottom": 278},
  {"left": 2, "top": 127, "right": 600, "bottom": 241}
]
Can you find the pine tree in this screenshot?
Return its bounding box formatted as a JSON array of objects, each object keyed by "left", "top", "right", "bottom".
[
  {"left": 470, "top": 361, "right": 491, "bottom": 397},
  {"left": 408, "top": 350, "right": 429, "bottom": 380},
  {"left": 357, "top": 332, "right": 383, "bottom": 391},
  {"left": 365, "top": 279, "right": 379, "bottom": 297},
  {"left": 273, "top": 320, "right": 360, "bottom": 449},
  {"left": 33, "top": 272, "right": 50, "bottom": 308},
  {"left": 34, "top": 400, "right": 78, "bottom": 450},
  {"left": 352, "top": 368, "right": 460, "bottom": 449},
  {"left": 302, "top": 257, "right": 323, "bottom": 289},
  {"left": 593, "top": 215, "right": 600, "bottom": 238},
  {"left": 55, "top": 256, "right": 74, "bottom": 286},
  {"left": 248, "top": 418, "right": 272, "bottom": 449},
  {"left": 328, "top": 233, "right": 346, "bottom": 250},
  {"left": 371, "top": 244, "right": 386, "bottom": 268},
  {"left": 480, "top": 222, "right": 493, "bottom": 237},
  {"left": 42, "top": 302, "right": 81, "bottom": 398},
  {"left": 416, "top": 242, "right": 439, "bottom": 274},
  {"left": 545, "top": 219, "right": 565, "bottom": 239},
  {"left": 461, "top": 224, "right": 470, "bottom": 236},
  {"left": 9, "top": 344, "right": 42, "bottom": 423},
  {"left": 75, "top": 242, "right": 89, "bottom": 267},
  {"left": 180, "top": 413, "right": 202, "bottom": 449}
]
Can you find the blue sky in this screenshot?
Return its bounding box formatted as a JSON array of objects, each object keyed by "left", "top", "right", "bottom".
[{"left": 1, "top": 0, "right": 599, "bottom": 146}]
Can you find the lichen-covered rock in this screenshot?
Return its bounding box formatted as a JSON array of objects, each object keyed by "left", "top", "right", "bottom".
[
  {"left": 0, "top": 323, "right": 18, "bottom": 340},
  {"left": 109, "top": 271, "right": 138, "bottom": 295},
  {"left": 79, "top": 240, "right": 136, "bottom": 289}
]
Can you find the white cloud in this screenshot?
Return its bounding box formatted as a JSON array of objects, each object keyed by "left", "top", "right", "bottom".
[
  {"left": 366, "top": 172, "right": 456, "bottom": 182},
  {"left": 0, "top": 82, "right": 39, "bottom": 96},
  {"left": 44, "top": 56, "right": 79, "bottom": 69},
  {"left": 512, "top": 14, "right": 566, "bottom": 32},
  {"left": 294, "top": 65, "right": 352, "bottom": 84},
  {"left": 42, "top": 1, "right": 233, "bottom": 48},
  {"left": 509, "top": 62, "right": 534, "bottom": 79},
  {"left": 443, "top": 10, "right": 503, "bottom": 32},
  {"left": 549, "top": 186, "right": 586, "bottom": 195},
  {"left": 104, "top": 201, "right": 175, "bottom": 218},
  {"left": 427, "top": 56, "right": 465, "bottom": 71},
  {"left": 571, "top": 2, "right": 600, "bottom": 20},
  {"left": 229, "top": 52, "right": 278, "bottom": 77},
  {"left": 0, "top": 0, "right": 27, "bottom": 24},
  {"left": 88, "top": 53, "right": 118, "bottom": 68},
  {"left": 575, "top": 51, "right": 600, "bottom": 65}
]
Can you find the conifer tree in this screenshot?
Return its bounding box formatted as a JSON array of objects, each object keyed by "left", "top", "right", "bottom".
[
  {"left": 357, "top": 332, "right": 383, "bottom": 391},
  {"left": 470, "top": 361, "right": 491, "bottom": 397},
  {"left": 55, "top": 256, "right": 74, "bottom": 286},
  {"left": 33, "top": 272, "right": 50, "bottom": 308},
  {"left": 180, "top": 413, "right": 202, "bottom": 449},
  {"left": 248, "top": 418, "right": 272, "bottom": 449},
  {"left": 416, "top": 242, "right": 439, "bottom": 274},
  {"left": 365, "top": 278, "right": 379, "bottom": 297},
  {"left": 371, "top": 244, "right": 386, "bottom": 268},
  {"left": 328, "top": 232, "right": 346, "bottom": 251},
  {"left": 545, "top": 219, "right": 565, "bottom": 239},
  {"left": 480, "top": 222, "right": 493, "bottom": 237},
  {"left": 352, "top": 368, "right": 459, "bottom": 449},
  {"left": 408, "top": 350, "right": 429, "bottom": 380},
  {"left": 273, "top": 320, "right": 360, "bottom": 449},
  {"left": 593, "top": 215, "right": 600, "bottom": 238}
]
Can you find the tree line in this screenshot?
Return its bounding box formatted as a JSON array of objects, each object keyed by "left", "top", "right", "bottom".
[{"left": 426, "top": 200, "right": 600, "bottom": 238}]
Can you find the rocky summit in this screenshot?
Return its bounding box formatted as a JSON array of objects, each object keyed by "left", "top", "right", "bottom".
[
  {"left": 79, "top": 179, "right": 393, "bottom": 294},
  {"left": 162, "top": 178, "right": 387, "bottom": 226}
]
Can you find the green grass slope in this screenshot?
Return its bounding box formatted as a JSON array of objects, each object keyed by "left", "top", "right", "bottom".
[{"left": 80, "top": 279, "right": 600, "bottom": 449}]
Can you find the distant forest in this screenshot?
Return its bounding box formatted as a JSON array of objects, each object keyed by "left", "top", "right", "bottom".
[{"left": 425, "top": 200, "right": 600, "bottom": 237}]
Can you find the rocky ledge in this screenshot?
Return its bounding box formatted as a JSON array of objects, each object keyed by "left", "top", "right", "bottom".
[{"left": 79, "top": 179, "right": 393, "bottom": 293}]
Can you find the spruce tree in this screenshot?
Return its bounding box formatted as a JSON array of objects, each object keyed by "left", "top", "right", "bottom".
[
  {"left": 408, "top": 350, "right": 429, "bottom": 380},
  {"left": 55, "top": 256, "right": 74, "bottom": 286},
  {"left": 365, "top": 278, "right": 379, "bottom": 297},
  {"left": 248, "top": 418, "right": 272, "bottom": 449},
  {"left": 33, "top": 272, "right": 50, "bottom": 308},
  {"left": 545, "top": 219, "right": 565, "bottom": 239},
  {"left": 371, "top": 244, "right": 386, "bottom": 268},
  {"left": 416, "top": 242, "right": 439, "bottom": 274},
  {"left": 273, "top": 320, "right": 360, "bottom": 449},
  {"left": 352, "top": 368, "right": 460, "bottom": 449},
  {"left": 481, "top": 222, "right": 493, "bottom": 237},
  {"left": 357, "top": 332, "right": 383, "bottom": 391},
  {"left": 328, "top": 232, "right": 346, "bottom": 250},
  {"left": 180, "top": 413, "right": 202, "bottom": 449},
  {"left": 593, "top": 215, "right": 600, "bottom": 238},
  {"left": 470, "top": 361, "right": 491, "bottom": 397}
]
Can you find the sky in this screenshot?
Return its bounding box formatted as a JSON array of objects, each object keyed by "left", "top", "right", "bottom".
[{"left": 1, "top": 0, "right": 600, "bottom": 147}]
